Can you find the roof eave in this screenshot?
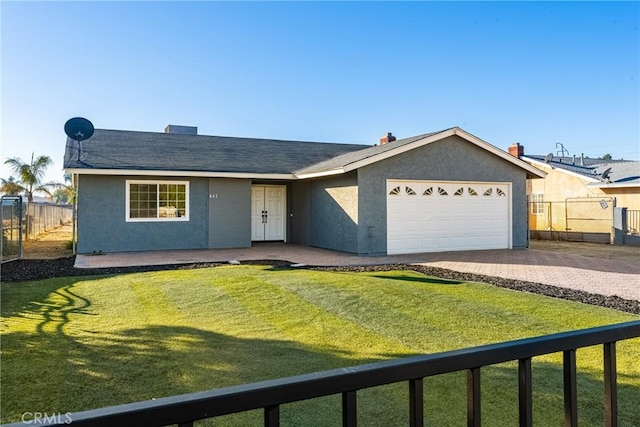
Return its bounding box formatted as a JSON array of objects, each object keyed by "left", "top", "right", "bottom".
[
  {"left": 587, "top": 182, "right": 640, "bottom": 189},
  {"left": 294, "top": 169, "right": 345, "bottom": 179},
  {"left": 452, "top": 128, "right": 546, "bottom": 179},
  {"left": 64, "top": 168, "right": 297, "bottom": 180},
  {"left": 521, "top": 157, "right": 598, "bottom": 182},
  {"left": 312, "top": 127, "right": 546, "bottom": 178}
]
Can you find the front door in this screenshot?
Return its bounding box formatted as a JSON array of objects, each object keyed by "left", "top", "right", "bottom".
[{"left": 251, "top": 185, "right": 285, "bottom": 241}]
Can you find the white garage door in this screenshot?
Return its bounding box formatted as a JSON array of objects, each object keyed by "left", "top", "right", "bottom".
[{"left": 387, "top": 180, "right": 511, "bottom": 254}]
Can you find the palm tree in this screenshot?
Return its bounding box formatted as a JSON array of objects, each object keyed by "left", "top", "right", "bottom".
[
  {"left": 4, "top": 153, "right": 55, "bottom": 202},
  {"left": 52, "top": 174, "right": 76, "bottom": 204},
  {"left": 0, "top": 176, "right": 23, "bottom": 196}
]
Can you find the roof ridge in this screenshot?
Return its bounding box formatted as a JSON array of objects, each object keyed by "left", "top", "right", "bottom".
[{"left": 93, "top": 128, "right": 369, "bottom": 147}]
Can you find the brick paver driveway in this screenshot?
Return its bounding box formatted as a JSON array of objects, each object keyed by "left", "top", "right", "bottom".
[
  {"left": 76, "top": 244, "right": 640, "bottom": 301},
  {"left": 409, "top": 249, "right": 639, "bottom": 301}
]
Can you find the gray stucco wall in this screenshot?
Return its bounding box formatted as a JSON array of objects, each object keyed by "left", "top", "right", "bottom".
[
  {"left": 357, "top": 135, "right": 529, "bottom": 254},
  {"left": 76, "top": 175, "right": 208, "bottom": 253},
  {"left": 208, "top": 178, "right": 251, "bottom": 248},
  {"left": 290, "top": 181, "right": 310, "bottom": 245},
  {"left": 307, "top": 171, "right": 359, "bottom": 253}
]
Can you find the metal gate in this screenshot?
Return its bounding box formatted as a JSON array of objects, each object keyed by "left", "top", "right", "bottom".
[
  {"left": 565, "top": 197, "right": 614, "bottom": 242},
  {"left": 1, "top": 196, "right": 23, "bottom": 262},
  {"left": 529, "top": 197, "right": 614, "bottom": 243}
]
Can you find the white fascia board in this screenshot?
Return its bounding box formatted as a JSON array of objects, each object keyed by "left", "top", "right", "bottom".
[
  {"left": 64, "top": 168, "right": 296, "bottom": 180},
  {"left": 453, "top": 129, "right": 546, "bottom": 178},
  {"left": 521, "top": 157, "right": 598, "bottom": 182},
  {"left": 342, "top": 128, "right": 458, "bottom": 173},
  {"left": 339, "top": 127, "right": 546, "bottom": 178},
  {"left": 295, "top": 168, "right": 345, "bottom": 179}
]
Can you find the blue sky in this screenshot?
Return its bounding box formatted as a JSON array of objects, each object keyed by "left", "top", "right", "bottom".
[{"left": 1, "top": 1, "right": 638, "bottom": 184}]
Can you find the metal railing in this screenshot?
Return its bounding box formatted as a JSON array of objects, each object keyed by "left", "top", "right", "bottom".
[
  {"left": 627, "top": 209, "right": 640, "bottom": 235},
  {"left": 5, "top": 321, "right": 638, "bottom": 427},
  {"left": 1, "top": 196, "right": 23, "bottom": 261}
]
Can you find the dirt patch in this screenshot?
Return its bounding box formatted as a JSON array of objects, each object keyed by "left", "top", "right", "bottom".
[
  {"left": 21, "top": 223, "right": 73, "bottom": 259},
  {"left": 529, "top": 239, "right": 640, "bottom": 262}
]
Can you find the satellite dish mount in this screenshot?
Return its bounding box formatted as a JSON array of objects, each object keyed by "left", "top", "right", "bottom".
[{"left": 64, "top": 117, "right": 94, "bottom": 163}]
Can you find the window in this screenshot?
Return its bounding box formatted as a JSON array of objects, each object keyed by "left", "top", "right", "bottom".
[
  {"left": 405, "top": 186, "right": 417, "bottom": 195},
  {"left": 454, "top": 187, "right": 464, "bottom": 196},
  {"left": 423, "top": 187, "right": 433, "bottom": 196},
  {"left": 389, "top": 186, "right": 401, "bottom": 195},
  {"left": 531, "top": 193, "right": 544, "bottom": 215},
  {"left": 126, "top": 180, "right": 189, "bottom": 221}
]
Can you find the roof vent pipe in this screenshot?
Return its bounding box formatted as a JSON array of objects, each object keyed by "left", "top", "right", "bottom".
[
  {"left": 581, "top": 153, "right": 584, "bottom": 166},
  {"left": 572, "top": 155, "right": 576, "bottom": 165}
]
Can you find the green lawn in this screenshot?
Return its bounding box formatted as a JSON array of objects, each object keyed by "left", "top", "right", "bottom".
[{"left": 1, "top": 266, "right": 639, "bottom": 426}]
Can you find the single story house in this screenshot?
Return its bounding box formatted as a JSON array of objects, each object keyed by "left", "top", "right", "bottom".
[
  {"left": 509, "top": 143, "right": 640, "bottom": 240},
  {"left": 63, "top": 125, "right": 545, "bottom": 255}
]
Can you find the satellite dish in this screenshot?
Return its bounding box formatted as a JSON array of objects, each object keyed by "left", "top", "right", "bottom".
[
  {"left": 544, "top": 153, "right": 553, "bottom": 163},
  {"left": 601, "top": 167, "right": 612, "bottom": 181},
  {"left": 64, "top": 117, "right": 94, "bottom": 142}
]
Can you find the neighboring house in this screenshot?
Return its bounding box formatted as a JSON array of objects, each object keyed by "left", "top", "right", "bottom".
[
  {"left": 63, "top": 126, "right": 544, "bottom": 255},
  {"left": 510, "top": 143, "right": 640, "bottom": 240}
]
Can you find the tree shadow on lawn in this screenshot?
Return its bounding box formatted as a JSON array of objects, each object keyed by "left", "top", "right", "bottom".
[
  {"left": 5, "top": 326, "right": 638, "bottom": 427},
  {"left": 0, "top": 323, "right": 408, "bottom": 425},
  {"left": 0, "top": 278, "right": 96, "bottom": 333},
  {"left": 264, "top": 266, "right": 464, "bottom": 286},
  {"left": 2, "top": 278, "right": 639, "bottom": 426},
  {"left": 0, "top": 278, "right": 405, "bottom": 424},
  {"left": 368, "top": 274, "right": 463, "bottom": 285}
]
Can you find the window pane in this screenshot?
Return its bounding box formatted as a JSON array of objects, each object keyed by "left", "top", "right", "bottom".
[
  {"left": 157, "top": 184, "right": 185, "bottom": 218},
  {"left": 129, "top": 182, "right": 186, "bottom": 220},
  {"left": 130, "top": 183, "right": 158, "bottom": 218}
]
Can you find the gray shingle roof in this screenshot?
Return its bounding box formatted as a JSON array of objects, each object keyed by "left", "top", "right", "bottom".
[
  {"left": 63, "top": 129, "right": 370, "bottom": 174},
  {"left": 525, "top": 155, "right": 600, "bottom": 177},
  {"left": 294, "top": 129, "right": 448, "bottom": 175},
  {"left": 591, "top": 161, "right": 640, "bottom": 185},
  {"left": 525, "top": 155, "right": 640, "bottom": 185},
  {"left": 64, "top": 127, "right": 543, "bottom": 179}
]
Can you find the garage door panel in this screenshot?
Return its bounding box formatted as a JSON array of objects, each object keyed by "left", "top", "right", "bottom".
[
  {"left": 404, "top": 220, "right": 420, "bottom": 233},
  {"left": 387, "top": 240, "right": 404, "bottom": 252},
  {"left": 388, "top": 221, "right": 404, "bottom": 233},
  {"left": 387, "top": 180, "right": 511, "bottom": 255}
]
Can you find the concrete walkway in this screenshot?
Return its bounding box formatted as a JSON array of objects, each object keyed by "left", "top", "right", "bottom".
[{"left": 76, "top": 243, "right": 640, "bottom": 301}]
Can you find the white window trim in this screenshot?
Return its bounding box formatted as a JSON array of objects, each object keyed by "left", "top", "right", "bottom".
[
  {"left": 126, "top": 180, "right": 190, "bottom": 222},
  {"left": 531, "top": 193, "right": 544, "bottom": 215}
]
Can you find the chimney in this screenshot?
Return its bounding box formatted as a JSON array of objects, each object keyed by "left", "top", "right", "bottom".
[
  {"left": 507, "top": 143, "right": 524, "bottom": 158},
  {"left": 580, "top": 153, "right": 584, "bottom": 166},
  {"left": 380, "top": 132, "right": 396, "bottom": 145},
  {"left": 164, "top": 125, "right": 198, "bottom": 135}
]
